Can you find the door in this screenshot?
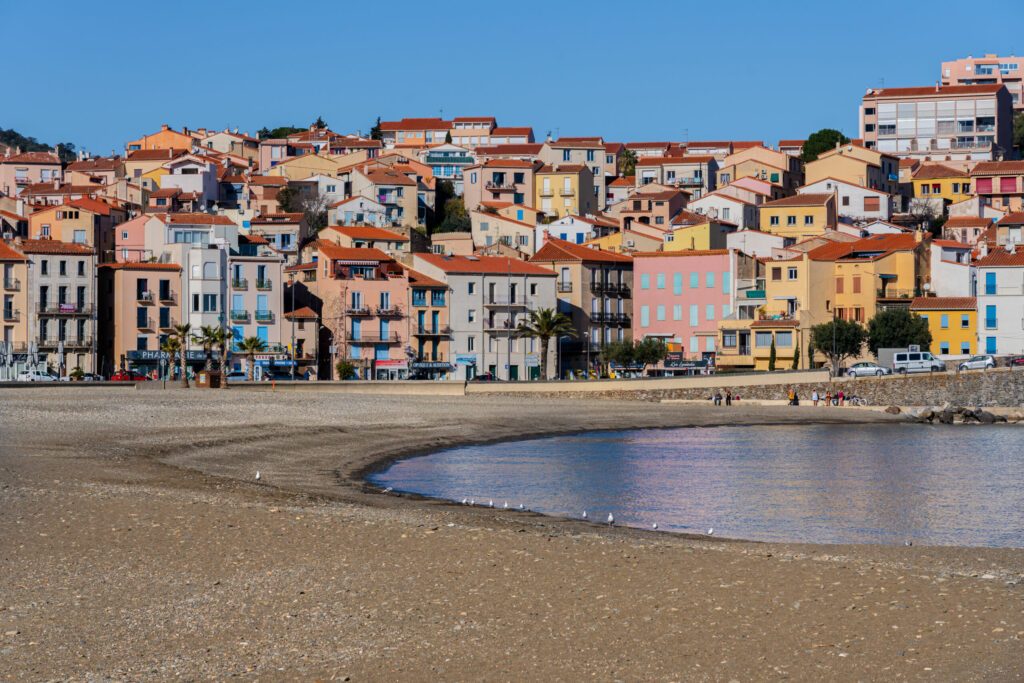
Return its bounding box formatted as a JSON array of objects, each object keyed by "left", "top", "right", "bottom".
[{"left": 509, "top": 364, "right": 519, "bottom": 381}]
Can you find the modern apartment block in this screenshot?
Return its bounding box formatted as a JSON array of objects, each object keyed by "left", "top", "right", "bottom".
[
  {"left": 859, "top": 84, "right": 1014, "bottom": 163},
  {"left": 942, "top": 54, "right": 1024, "bottom": 110}
]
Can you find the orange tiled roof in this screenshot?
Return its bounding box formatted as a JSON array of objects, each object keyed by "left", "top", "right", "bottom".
[
  {"left": 971, "top": 160, "right": 1024, "bottom": 176},
  {"left": 913, "top": 163, "right": 967, "bottom": 180},
  {"left": 416, "top": 253, "right": 555, "bottom": 275},
  {"left": 910, "top": 296, "right": 976, "bottom": 310},
  {"left": 127, "top": 148, "right": 186, "bottom": 161},
  {"left": 975, "top": 248, "right": 1024, "bottom": 267},
  {"left": 0, "top": 241, "right": 27, "bottom": 261},
  {"left": 531, "top": 236, "right": 633, "bottom": 264},
  {"left": 164, "top": 213, "right": 235, "bottom": 226},
  {"left": 474, "top": 144, "right": 542, "bottom": 156},
  {"left": 284, "top": 306, "right": 318, "bottom": 319},
  {"left": 944, "top": 215, "right": 991, "bottom": 228},
  {"left": 1, "top": 151, "right": 60, "bottom": 164},
  {"left": 492, "top": 126, "right": 533, "bottom": 136},
  {"left": 996, "top": 212, "right": 1024, "bottom": 225},
  {"left": 17, "top": 239, "right": 94, "bottom": 255},
  {"left": 315, "top": 241, "right": 392, "bottom": 262},
  {"left": 379, "top": 118, "right": 450, "bottom": 132},
  {"left": 866, "top": 84, "right": 1004, "bottom": 98},
  {"left": 404, "top": 268, "right": 446, "bottom": 288}
]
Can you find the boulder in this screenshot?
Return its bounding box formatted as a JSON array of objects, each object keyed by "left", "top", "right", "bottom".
[
  {"left": 937, "top": 410, "right": 955, "bottom": 424},
  {"left": 884, "top": 406, "right": 902, "bottom": 415},
  {"left": 918, "top": 408, "right": 935, "bottom": 422},
  {"left": 976, "top": 410, "right": 997, "bottom": 424}
]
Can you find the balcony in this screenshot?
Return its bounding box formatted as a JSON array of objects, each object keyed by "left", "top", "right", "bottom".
[
  {"left": 3, "top": 278, "right": 20, "bottom": 291},
  {"left": 412, "top": 325, "right": 452, "bottom": 336},
  {"left": 38, "top": 337, "right": 93, "bottom": 350},
  {"left": 230, "top": 309, "right": 250, "bottom": 323},
  {"left": 876, "top": 288, "right": 916, "bottom": 299},
  {"left": 559, "top": 188, "right": 575, "bottom": 196},
  {"left": 484, "top": 296, "right": 529, "bottom": 308},
  {"left": 485, "top": 321, "right": 519, "bottom": 334},
  {"left": 231, "top": 278, "right": 249, "bottom": 290},
  {"left": 38, "top": 303, "right": 93, "bottom": 316},
  {"left": 256, "top": 279, "right": 273, "bottom": 291},
  {"left": 346, "top": 305, "right": 373, "bottom": 316},
  {"left": 558, "top": 281, "right": 573, "bottom": 293},
  {"left": 136, "top": 290, "right": 154, "bottom": 304},
  {"left": 136, "top": 316, "right": 154, "bottom": 330},
  {"left": 255, "top": 310, "right": 274, "bottom": 323},
  {"left": 539, "top": 188, "right": 554, "bottom": 197},
  {"left": 158, "top": 290, "right": 177, "bottom": 304},
  {"left": 744, "top": 289, "right": 767, "bottom": 299},
  {"left": 15, "top": 177, "right": 29, "bottom": 185},
  {"left": 158, "top": 317, "right": 177, "bottom": 331},
  {"left": 590, "top": 281, "right": 629, "bottom": 296},
  {"left": 425, "top": 154, "right": 474, "bottom": 165},
  {"left": 2, "top": 308, "right": 19, "bottom": 322},
  {"left": 376, "top": 306, "right": 404, "bottom": 317},
  {"left": 673, "top": 176, "right": 704, "bottom": 186},
  {"left": 485, "top": 181, "right": 516, "bottom": 192},
  {"left": 346, "top": 332, "right": 401, "bottom": 343}
]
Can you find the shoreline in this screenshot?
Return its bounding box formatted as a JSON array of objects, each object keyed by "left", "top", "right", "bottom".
[{"left": 2, "top": 388, "right": 1023, "bottom": 680}]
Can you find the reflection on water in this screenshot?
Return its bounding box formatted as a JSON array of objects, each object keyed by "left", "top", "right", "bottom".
[{"left": 369, "top": 425, "right": 1024, "bottom": 547}]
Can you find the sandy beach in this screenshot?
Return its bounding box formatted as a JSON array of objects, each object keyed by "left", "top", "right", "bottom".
[{"left": 1, "top": 387, "right": 1022, "bottom": 681}]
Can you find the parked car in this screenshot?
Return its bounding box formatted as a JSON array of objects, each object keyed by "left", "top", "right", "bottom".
[
  {"left": 891, "top": 351, "right": 945, "bottom": 374},
  {"left": 846, "top": 362, "right": 892, "bottom": 378},
  {"left": 958, "top": 355, "right": 996, "bottom": 372},
  {"left": 110, "top": 369, "right": 151, "bottom": 382},
  {"left": 470, "top": 372, "right": 499, "bottom": 382},
  {"left": 1008, "top": 355, "right": 1024, "bottom": 367},
  {"left": 16, "top": 371, "right": 57, "bottom": 382},
  {"left": 83, "top": 373, "right": 105, "bottom": 382},
  {"left": 225, "top": 371, "right": 249, "bottom": 383}
]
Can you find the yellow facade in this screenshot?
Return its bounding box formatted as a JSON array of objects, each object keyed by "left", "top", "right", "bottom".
[
  {"left": 28, "top": 206, "right": 97, "bottom": 245},
  {"left": 663, "top": 221, "right": 731, "bottom": 251},
  {"left": 805, "top": 154, "right": 879, "bottom": 189},
  {"left": 535, "top": 170, "right": 580, "bottom": 218},
  {"left": 267, "top": 153, "right": 343, "bottom": 180},
  {"left": 912, "top": 174, "right": 971, "bottom": 203},
  {"left": 911, "top": 305, "right": 976, "bottom": 356},
  {"left": 585, "top": 230, "right": 662, "bottom": 254},
  {"left": 760, "top": 201, "right": 833, "bottom": 241}
]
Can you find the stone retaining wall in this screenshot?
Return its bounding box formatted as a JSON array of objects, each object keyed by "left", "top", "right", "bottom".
[{"left": 488, "top": 369, "right": 1024, "bottom": 407}]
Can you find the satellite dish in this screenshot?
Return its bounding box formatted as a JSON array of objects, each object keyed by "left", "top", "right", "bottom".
[{"left": 708, "top": 207, "right": 719, "bottom": 219}]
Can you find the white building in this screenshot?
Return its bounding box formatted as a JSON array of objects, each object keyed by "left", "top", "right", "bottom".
[
  {"left": 974, "top": 245, "right": 1024, "bottom": 355},
  {"left": 929, "top": 240, "right": 974, "bottom": 297},
  {"left": 688, "top": 192, "right": 759, "bottom": 230},
  {"left": 798, "top": 178, "right": 893, "bottom": 222},
  {"left": 160, "top": 154, "right": 220, "bottom": 209}
]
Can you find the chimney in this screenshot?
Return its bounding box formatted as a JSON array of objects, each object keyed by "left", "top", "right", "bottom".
[
  {"left": 935, "top": 82, "right": 940, "bottom": 92},
  {"left": 161, "top": 124, "right": 169, "bottom": 131},
  {"left": 980, "top": 241, "right": 989, "bottom": 258}
]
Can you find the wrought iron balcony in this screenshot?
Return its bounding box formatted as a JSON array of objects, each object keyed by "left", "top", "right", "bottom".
[
  {"left": 255, "top": 310, "right": 274, "bottom": 322},
  {"left": 230, "top": 309, "right": 250, "bottom": 322},
  {"left": 38, "top": 303, "right": 93, "bottom": 316},
  {"left": 231, "top": 278, "right": 249, "bottom": 290},
  {"left": 256, "top": 279, "right": 273, "bottom": 291},
  {"left": 136, "top": 290, "right": 154, "bottom": 304},
  {"left": 345, "top": 305, "right": 373, "bottom": 316},
  {"left": 346, "top": 332, "right": 402, "bottom": 343},
  {"left": 412, "top": 325, "right": 452, "bottom": 336},
  {"left": 2, "top": 308, "right": 19, "bottom": 322},
  {"left": 376, "top": 306, "right": 404, "bottom": 317},
  {"left": 3, "top": 278, "right": 21, "bottom": 291}
]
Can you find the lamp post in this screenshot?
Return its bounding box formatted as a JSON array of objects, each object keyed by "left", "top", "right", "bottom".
[{"left": 288, "top": 271, "right": 296, "bottom": 380}]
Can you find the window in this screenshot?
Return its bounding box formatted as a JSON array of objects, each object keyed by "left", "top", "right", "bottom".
[
  {"left": 193, "top": 293, "right": 200, "bottom": 312},
  {"left": 786, "top": 215, "right": 796, "bottom": 226},
  {"left": 59, "top": 260, "right": 67, "bottom": 276},
  {"left": 203, "top": 294, "right": 217, "bottom": 312},
  {"left": 656, "top": 305, "right": 665, "bottom": 321},
  {"left": 77, "top": 261, "right": 85, "bottom": 276},
  {"left": 770, "top": 215, "right": 779, "bottom": 226},
  {"left": 673, "top": 304, "right": 682, "bottom": 320},
  {"left": 586, "top": 150, "right": 595, "bottom": 162},
  {"left": 690, "top": 272, "right": 699, "bottom": 289},
  {"left": 468, "top": 282, "right": 475, "bottom": 295},
  {"left": 673, "top": 273, "right": 682, "bottom": 295},
  {"left": 722, "top": 331, "right": 737, "bottom": 348},
  {"left": 985, "top": 304, "right": 997, "bottom": 329},
  {"left": 803, "top": 215, "right": 813, "bottom": 225},
  {"left": 940, "top": 314, "right": 949, "bottom": 329},
  {"left": 640, "top": 273, "right": 650, "bottom": 289},
  {"left": 656, "top": 273, "right": 665, "bottom": 289},
  {"left": 771, "top": 267, "right": 781, "bottom": 281},
  {"left": 562, "top": 150, "right": 571, "bottom": 162},
  {"left": 940, "top": 342, "right": 950, "bottom": 355},
  {"left": 985, "top": 271, "right": 996, "bottom": 295},
  {"left": 640, "top": 305, "right": 649, "bottom": 327},
  {"left": 961, "top": 314, "right": 969, "bottom": 329},
  {"left": 986, "top": 336, "right": 997, "bottom": 354},
  {"left": 787, "top": 267, "right": 797, "bottom": 280},
  {"left": 721, "top": 207, "right": 730, "bottom": 221},
  {"left": 705, "top": 304, "right": 715, "bottom": 321},
  {"left": 775, "top": 331, "right": 793, "bottom": 347},
  {"left": 755, "top": 331, "right": 773, "bottom": 347},
  {"left": 467, "top": 336, "right": 475, "bottom": 352},
  {"left": 467, "top": 309, "right": 476, "bottom": 323},
  {"left": 836, "top": 277, "right": 844, "bottom": 293},
  {"left": 689, "top": 304, "right": 698, "bottom": 326},
  {"left": 961, "top": 342, "right": 971, "bottom": 354},
  {"left": 705, "top": 272, "right": 715, "bottom": 288}
]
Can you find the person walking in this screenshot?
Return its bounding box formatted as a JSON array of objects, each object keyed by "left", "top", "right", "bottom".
[
  {"left": 838, "top": 389, "right": 845, "bottom": 406},
  {"left": 812, "top": 389, "right": 820, "bottom": 407}
]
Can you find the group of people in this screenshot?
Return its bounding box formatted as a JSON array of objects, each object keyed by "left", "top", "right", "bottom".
[
  {"left": 712, "top": 389, "right": 737, "bottom": 406},
  {"left": 811, "top": 388, "right": 845, "bottom": 407}
]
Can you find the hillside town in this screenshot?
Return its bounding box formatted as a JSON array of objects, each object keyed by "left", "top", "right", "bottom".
[{"left": 3, "top": 54, "right": 1024, "bottom": 382}]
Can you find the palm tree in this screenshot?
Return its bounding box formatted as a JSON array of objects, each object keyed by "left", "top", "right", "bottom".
[
  {"left": 192, "top": 325, "right": 219, "bottom": 372},
  {"left": 514, "top": 308, "right": 576, "bottom": 380},
  {"left": 216, "top": 326, "right": 233, "bottom": 389},
  {"left": 171, "top": 323, "right": 192, "bottom": 387},
  {"left": 238, "top": 336, "right": 267, "bottom": 382},
  {"left": 160, "top": 336, "right": 182, "bottom": 383}
]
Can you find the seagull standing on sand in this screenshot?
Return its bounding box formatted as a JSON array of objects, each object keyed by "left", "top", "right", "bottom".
[
  {"left": 607, "top": 513, "right": 615, "bottom": 526},
  {"left": 255, "top": 471, "right": 261, "bottom": 483},
  {"left": 582, "top": 510, "right": 588, "bottom": 520},
  {"left": 488, "top": 500, "right": 494, "bottom": 508},
  {"left": 503, "top": 501, "right": 508, "bottom": 509},
  {"left": 707, "top": 528, "right": 714, "bottom": 536},
  {"left": 383, "top": 487, "right": 393, "bottom": 494},
  {"left": 518, "top": 504, "right": 525, "bottom": 510},
  {"left": 652, "top": 523, "right": 658, "bottom": 530}
]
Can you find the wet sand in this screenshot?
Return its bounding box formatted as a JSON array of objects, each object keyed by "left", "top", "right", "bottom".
[{"left": 1, "top": 387, "right": 1022, "bottom": 681}]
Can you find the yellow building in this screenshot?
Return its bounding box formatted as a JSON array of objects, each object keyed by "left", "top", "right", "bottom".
[
  {"left": 535, "top": 164, "right": 595, "bottom": 219},
  {"left": 804, "top": 144, "right": 900, "bottom": 195},
  {"left": 909, "top": 296, "right": 976, "bottom": 356},
  {"left": 266, "top": 153, "right": 343, "bottom": 180},
  {"left": 663, "top": 217, "right": 734, "bottom": 251},
  {"left": 585, "top": 230, "right": 662, "bottom": 254},
  {"left": 126, "top": 124, "right": 198, "bottom": 152},
  {"left": 911, "top": 163, "right": 972, "bottom": 204},
  {"left": 759, "top": 193, "right": 836, "bottom": 241}
]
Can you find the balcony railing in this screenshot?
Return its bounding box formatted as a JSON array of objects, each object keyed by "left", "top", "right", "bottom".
[
  {"left": 345, "top": 305, "right": 373, "bottom": 316},
  {"left": 38, "top": 337, "right": 93, "bottom": 349},
  {"left": 558, "top": 281, "right": 573, "bottom": 292},
  {"left": 230, "top": 309, "right": 250, "bottom": 322},
  {"left": 346, "top": 332, "right": 401, "bottom": 343},
  {"left": 136, "top": 291, "right": 154, "bottom": 304},
  {"left": 425, "top": 154, "right": 474, "bottom": 164},
  {"left": 38, "top": 303, "right": 93, "bottom": 315},
  {"left": 376, "top": 306, "right": 404, "bottom": 317},
  {"left": 539, "top": 188, "right": 554, "bottom": 197},
  {"left": 158, "top": 291, "right": 177, "bottom": 304},
  {"left": 2, "top": 308, "right": 19, "bottom": 322},
  {"left": 136, "top": 317, "right": 154, "bottom": 330},
  {"left": 484, "top": 296, "right": 529, "bottom": 307},
  {"left": 744, "top": 289, "right": 767, "bottom": 299},
  {"left": 412, "top": 325, "right": 452, "bottom": 336},
  {"left": 559, "top": 188, "right": 575, "bottom": 196},
  {"left": 590, "top": 282, "right": 629, "bottom": 296},
  {"left": 485, "top": 322, "right": 518, "bottom": 334},
  {"left": 485, "top": 181, "right": 516, "bottom": 191},
  {"left": 255, "top": 310, "right": 274, "bottom": 322},
  {"left": 231, "top": 278, "right": 249, "bottom": 290},
  {"left": 256, "top": 279, "right": 273, "bottom": 291},
  {"left": 158, "top": 318, "right": 177, "bottom": 331},
  {"left": 3, "top": 278, "right": 20, "bottom": 291}
]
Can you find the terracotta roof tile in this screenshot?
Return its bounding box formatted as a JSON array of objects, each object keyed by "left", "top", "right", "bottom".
[
  {"left": 17, "top": 239, "right": 94, "bottom": 255},
  {"left": 944, "top": 215, "right": 992, "bottom": 228},
  {"left": 315, "top": 241, "right": 392, "bottom": 262},
  {"left": 913, "top": 163, "right": 967, "bottom": 180},
  {"left": 1, "top": 151, "right": 60, "bottom": 164},
  {"left": 996, "top": 212, "right": 1024, "bottom": 225},
  {"left": 866, "top": 84, "right": 1004, "bottom": 98},
  {"left": 910, "top": 296, "right": 976, "bottom": 310},
  {"left": 531, "top": 236, "right": 633, "bottom": 264},
  {"left": 416, "top": 253, "right": 555, "bottom": 275},
  {"left": 0, "top": 241, "right": 26, "bottom": 261},
  {"left": 971, "top": 160, "right": 1024, "bottom": 176},
  {"left": 975, "top": 248, "right": 1024, "bottom": 267}
]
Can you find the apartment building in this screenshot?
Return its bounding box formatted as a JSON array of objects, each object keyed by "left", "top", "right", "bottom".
[
  {"left": 760, "top": 194, "right": 837, "bottom": 241},
  {"left": 859, "top": 84, "right": 1013, "bottom": 163},
  {"left": 943, "top": 215, "right": 992, "bottom": 245},
  {"left": 248, "top": 213, "right": 303, "bottom": 261},
  {"left": 20, "top": 239, "right": 97, "bottom": 376},
  {"left": 97, "top": 262, "right": 182, "bottom": 377},
  {"left": 688, "top": 191, "right": 759, "bottom": 230},
  {"left": 942, "top": 54, "right": 1024, "bottom": 110},
  {"left": 534, "top": 164, "right": 596, "bottom": 219},
  {"left": 798, "top": 178, "right": 892, "bottom": 222},
  {"left": 0, "top": 151, "right": 62, "bottom": 197},
  {"left": 0, "top": 241, "right": 29, "bottom": 380},
  {"left": 378, "top": 117, "right": 451, "bottom": 149},
  {"left": 64, "top": 156, "right": 123, "bottom": 186},
  {"left": 463, "top": 159, "right": 541, "bottom": 211},
  {"left": 448, "top": 117, "right": 496, "bottom": 147},
  {"left": 489, "top": 127, "right": 535, "bottom": 145},
  {"left": 412, "top": 254, "right": 557, "bottom": 381},
  {"left": 351, "top": 166, "right": 418, "bottom": 226},
  {"left": 320, "top": 225, "right": 410, "bottom": 258},
  {"left": 970, "top": 161, "right": 1024, "bottom": 212},
  {"left": 539, "top": 138, "right": 607, "bottom": 209},
  {"left": 226, "top": 253, "right": 287, "bottom": 375},
  {"left": 530, "top": 237, "right": 633, "bottom": 375},
  {"left": 716, "top": 145, "right": 803, "bottom": 194},
  {"left": 910, "top": 296, "right": 977, "bottom": 357},
  {"left": 406, "top": 268, "right": 452, "bottom": 379},
  {"left": 911, "top": 163, "right": 972, "bottom": 209},
  {"left": 805, "top": 144, "right": 900, "bottom": 196},
  {"left": 635, "top": 155, "right": 717, "bottom": 198},
  {"left": 975, "top": 246, "right": 1024, "bottom": 355},
  {"left": 418, "top": 143, "right": 475, "bottom": 193}
]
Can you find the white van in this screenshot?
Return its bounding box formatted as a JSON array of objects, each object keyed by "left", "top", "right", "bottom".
[{"left": 891, "top": 350, "right": 945, "bottom": 374}]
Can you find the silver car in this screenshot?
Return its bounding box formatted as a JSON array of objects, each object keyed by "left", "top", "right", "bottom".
[
  {"left": 846, "top": 362, "right": 892, "bottom": 378},
  {"left": 958, "top": 355, "right": 995, "bottom": 371}
]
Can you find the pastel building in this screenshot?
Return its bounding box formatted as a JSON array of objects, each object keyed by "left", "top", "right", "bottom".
[
  {"left": 909, "top": 297, "right": 976, "bottom": 357},
  {"left": 632, "top": 250, "right": 731, "bottom": 366},
  {"left": 0, "top": 151, "right": 62, "bottom": 196},
  {"left": 942, "top": 55, "right": 1024, "bottom": 110},
  {"left": 1, "top": 241, "right": 29, "bottom": 379},
  {"left": 975, "top": 247, "right": 1024, "bottom": 355},
  {"left": 407, "top": 268, "right": 452, "bottom": 379}
]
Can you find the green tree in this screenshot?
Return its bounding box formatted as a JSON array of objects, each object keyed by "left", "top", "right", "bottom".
[
  {"left": 601, "top": 339, "right": 636, "bottom": 371},
  {"left": 161, "top": 335, "right": 182, "bottom": 383},
  {"left": 634, "top": 337, "right": 668, "bottom": 371},
  {"left": 801, "top": 128, "right": 851, "bottom": 163},
  {"left": 335, "top": 359, "right": 357, "bottom": 380},
  {"left": 618, "top": 148, "right": 637, "bottom": 177},
  {"left": 791, "top": 343, "right": 800, "bottom": 370},
  {"left": 1013, "top": 112, "right": 1024, "bottom": 153},
  {"left": 192, "top": 325, "right": 220, "bottom": 372},
  {"left": 256, "top": 125, "right": 304, "bottom": 140},
  {"left": 369, "top": 117, "right": 382, "bottom": 141},
  {"left": 170, "top": 323, "right": 192, "bottom": 387},
  {"left": 312, "top": 116, "right": 328, "bottom": 129},
  {"left": 435, "top": 196, "right": 470, "bottom": 233},
  {"left": 428, "top": 180, "right": 456, "bottom": 232},
  {"left": 276, "top": 185, "right": 299, "bottom": 212},
  {"left": 514, "top": 308, "right": 577, "bottom": 380},
  {"left": 810, "top": 319, "right": 867, "bottom": 374},
  {"left": 444, "top": 130, "right": 452, "bottom": 144},
  {"left": 866, "top": 308, "right": 932, "bottom": 358},
  {"left": 238, "top": 336, "right": 267, "bottom": 382},
  {"left": 768, "top": 338, "right": 777, "bottom": 371}
]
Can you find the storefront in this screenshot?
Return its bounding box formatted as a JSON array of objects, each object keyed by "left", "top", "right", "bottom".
[
  {"left": 374, "top": 358, "right": 408, "bottom": 381},
  {"left": 252, "top": 355, "right": 298, "bottom": 380},
  {"left": 455, "top": 354, "right": 477, "bottom": 380},
  {"left": 409, "top": 360, "right": 454, "bottom": 380},
  {"left": 126, "top": 349, "right": 218, "bottom": 379},
  {"left": 0, "top": 351, "right": 50, "bottom": 381}
]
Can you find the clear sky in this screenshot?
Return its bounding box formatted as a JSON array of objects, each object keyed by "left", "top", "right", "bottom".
[{"left": 4, "top": 0, "right": 1023, "bottom": 153}]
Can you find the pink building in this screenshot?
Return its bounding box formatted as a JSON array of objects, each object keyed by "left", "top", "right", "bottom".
[
  {"left": 0, "top": 151, "right": 62, "bottom": 197},
  {"left": 632, "top": 250, "right": 732, "bottom": 372},
  {"left": 114, "top": 215, "right": 155, "bottom": 262},
  {"left": 942, "top": 54, "right": 1024, "bottom": 110}
]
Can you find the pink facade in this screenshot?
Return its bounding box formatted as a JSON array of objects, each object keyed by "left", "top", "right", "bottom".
[
  {"left": 942, "top": 55, "right": 1023, "bottom": 109},
  {"left": 114, "top": 215, "right": 152, "bottom": 262},
  {"left": 0, "top": 152, "right": 62, "bottom": 197},
  {"left": 632, "top": 250, "right": 732, "bottom": 360}
]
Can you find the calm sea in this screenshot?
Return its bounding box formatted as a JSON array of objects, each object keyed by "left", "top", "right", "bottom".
[{"left": 369, "top": 424, "right": 1024, "bottom": 547}]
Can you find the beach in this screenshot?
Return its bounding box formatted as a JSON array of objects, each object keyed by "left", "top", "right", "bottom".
[{"left": 1, "top": 387, "right": 1022, "bottom": 680}]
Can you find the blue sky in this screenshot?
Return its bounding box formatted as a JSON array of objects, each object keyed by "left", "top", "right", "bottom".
[{"left": 4, "top": 0, "right": 1023, "bottom": 153}]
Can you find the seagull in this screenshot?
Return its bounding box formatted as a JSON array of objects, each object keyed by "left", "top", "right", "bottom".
[
  {"left": 905, "top": 540, "right": 913, "bottom": 547},
  {"left": 518, "top": 503, "right": 525, "bottom": 510},
  {"left": 707, "top": 528, "right": 714, "bottom": 536},
  {"left": 652, "top": 523, "right": 658, "bottom": 530},
  {"left": 383, "top": 487, "right": 393, "bottom": 494},
  {"left": 488, "top": 500, "right": 494, "bottom": 508},
  {"left": 502, "top": 501, "right": 508, "bottom": 509},
  {"left": 607, "top": 513, "right": 615, "bottom": 526},
  {"left": 255, "top": 471, "right": 261, "bottom": 483},
  {"left": 470, "top": 499, "right": 475, "bottom": 506},
  {"left": 582, "top": 510, "right": 588, "bottom": 520}
]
